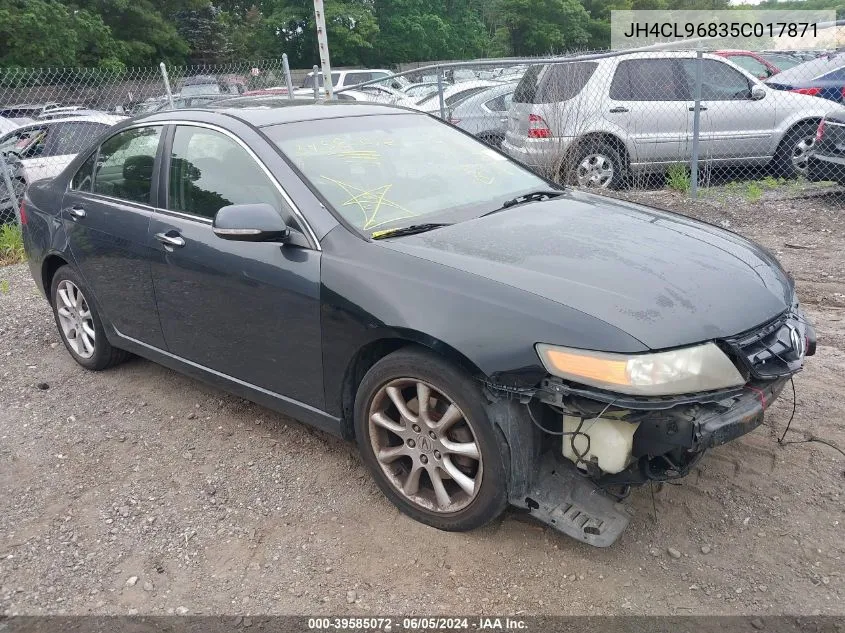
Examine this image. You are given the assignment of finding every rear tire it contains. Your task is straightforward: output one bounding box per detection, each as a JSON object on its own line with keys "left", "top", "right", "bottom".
{"left": 354, "top": 348, "right": 508, "bottom": 532}
{"left": 50, "top": 265, "right": 129, "bottom": 371}
{"left": 566, "top": 140, "right": 627, "bottom": 189}
{"left": 773, "top": 122, "right": 816, "bottom": 178}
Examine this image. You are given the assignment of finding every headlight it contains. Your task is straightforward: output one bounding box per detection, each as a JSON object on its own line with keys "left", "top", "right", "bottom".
{"left": 535, "top": 342, "right": 745, "bottom": 396}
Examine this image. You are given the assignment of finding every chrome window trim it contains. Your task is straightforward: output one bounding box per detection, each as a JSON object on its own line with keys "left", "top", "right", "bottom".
{"left": 106, "top": 119, "right": 322, "bottom": 251}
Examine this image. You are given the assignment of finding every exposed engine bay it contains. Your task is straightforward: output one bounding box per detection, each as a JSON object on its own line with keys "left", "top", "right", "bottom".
{"left": 484, "top": 309, "right": 816, "bottom": 547}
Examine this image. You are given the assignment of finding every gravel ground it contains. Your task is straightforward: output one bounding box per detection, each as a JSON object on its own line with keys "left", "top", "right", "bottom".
{"left": 1, "top": 189, "right": 843, "bottom": 617}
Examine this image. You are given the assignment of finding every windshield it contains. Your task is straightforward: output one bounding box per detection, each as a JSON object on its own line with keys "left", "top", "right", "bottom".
{"left": 266, "top": 114, "right": 548, "bottom": 234}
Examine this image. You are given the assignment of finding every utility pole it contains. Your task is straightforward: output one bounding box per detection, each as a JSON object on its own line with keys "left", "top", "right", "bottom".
{"left": 313, "top": 0, "right": 334, "bottom": 100}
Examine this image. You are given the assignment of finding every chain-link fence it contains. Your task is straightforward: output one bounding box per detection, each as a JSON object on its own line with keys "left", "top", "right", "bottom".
{"left": 342, "top": 49, "right": 845, "bottom": 206}
{"left": 2, "top": 50, "right": 844, "bottom": 226}
{"left": 0, "top": 59, "right": 295, "bottom": 224}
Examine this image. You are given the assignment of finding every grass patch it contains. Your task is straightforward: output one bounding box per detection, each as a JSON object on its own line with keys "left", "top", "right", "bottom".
{"left": 0, "top": 223, "right": 25, "bottom": 266}
{"left": 745, "top": 182, "right": 763, "bottom": 202}
{"left": 666, "top": 164, "right": 691, "bottom": 193}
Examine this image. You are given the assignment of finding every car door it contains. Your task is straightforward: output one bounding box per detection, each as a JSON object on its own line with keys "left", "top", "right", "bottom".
{"left": 606, "top": 58, "right": 692, "bottom": 165}
{"left": 62, "top": 124, "right": 167, "bottom": 348}
{"left": 148, "top": 123, "right": 324, "bottom": 409}
{"left": 679, "top": 58, "right": 776, "bottom": 161}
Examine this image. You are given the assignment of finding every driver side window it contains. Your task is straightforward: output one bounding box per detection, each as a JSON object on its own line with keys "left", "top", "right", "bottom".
{"left": 680, "top": 59, "right": 752, "bottom": 101}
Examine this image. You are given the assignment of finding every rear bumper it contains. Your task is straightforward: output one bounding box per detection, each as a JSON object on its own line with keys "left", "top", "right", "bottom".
{"left": 501, "top": 137, "right": 574, "bottom": 175}
{"left": 808, "top": 153, "right": 845, "bottom": 184}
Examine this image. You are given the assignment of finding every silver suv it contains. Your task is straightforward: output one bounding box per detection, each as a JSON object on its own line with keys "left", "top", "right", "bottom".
{"left": 502, "top": 51, "right": 845, "bottom": 188}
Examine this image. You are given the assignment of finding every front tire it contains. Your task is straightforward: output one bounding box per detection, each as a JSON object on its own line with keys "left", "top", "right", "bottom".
{"left": 354, "top": 348, "right": 508, "bottom": 532}
{"left": 50, "top": 265, "right": 129, "bottom": 371}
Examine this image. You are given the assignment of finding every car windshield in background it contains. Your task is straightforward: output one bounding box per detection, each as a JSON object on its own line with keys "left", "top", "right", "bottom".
{"left": 266, "top": 114, "right": 548, "bottom": 234}
{"left": 302, "top": 72, "right": 342, "bottom": 88}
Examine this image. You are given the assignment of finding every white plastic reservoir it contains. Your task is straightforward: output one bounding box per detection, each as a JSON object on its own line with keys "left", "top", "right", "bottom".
{"left": 562, "top": 415, "right": 640, "bottom": 474}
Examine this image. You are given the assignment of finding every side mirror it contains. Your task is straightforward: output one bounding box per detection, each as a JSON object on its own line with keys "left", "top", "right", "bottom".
{"left": 212, "top": 203, "right": 290, "bottom": 243}
{"left": 751, "top": 85, "right": 766, "bottom": 101}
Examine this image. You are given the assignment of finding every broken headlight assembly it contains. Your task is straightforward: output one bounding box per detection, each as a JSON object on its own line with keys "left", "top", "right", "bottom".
{"left": 534, "top": 342, "right": 746, "bottom": 397}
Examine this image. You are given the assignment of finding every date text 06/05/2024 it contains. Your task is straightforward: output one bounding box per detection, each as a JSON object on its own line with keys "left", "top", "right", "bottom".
{"left": 621, "top": 21, "right": 818, "bottom": 39}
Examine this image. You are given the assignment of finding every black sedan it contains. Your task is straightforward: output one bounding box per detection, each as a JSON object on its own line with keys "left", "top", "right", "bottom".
{"left": 21, "top": 103, "right": 815, "bottom": 547}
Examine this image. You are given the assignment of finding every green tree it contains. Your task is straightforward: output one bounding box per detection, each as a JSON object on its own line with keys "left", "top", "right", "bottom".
{"left": 0, "top": 0, "right": 123, "bottom": 67}
{"left": 494, "top": 0, "right": 592, "bottom": 56}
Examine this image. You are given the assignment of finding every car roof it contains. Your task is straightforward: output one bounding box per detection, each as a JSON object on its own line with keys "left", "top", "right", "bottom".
{"left": 765, "top": 52, "right": 845, "bottom": 83}
{"left": 135, "top": 101, "right": 420, "bottom": 128}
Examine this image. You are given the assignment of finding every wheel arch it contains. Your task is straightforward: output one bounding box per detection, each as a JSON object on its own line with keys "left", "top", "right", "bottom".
{"left": 41, "top": 253, "right": 70, "bottom": 301}
{"left": 777, "top": 117, "right": 822, "bottom": 147}
{"left": 338, "top": 331, "right": 486, "bottom": 440}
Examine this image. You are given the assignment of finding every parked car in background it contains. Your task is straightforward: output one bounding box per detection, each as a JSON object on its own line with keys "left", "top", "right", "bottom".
{"left": 765, "top": 53, "right": 845, "bottom": 103}
{"left": 301, "top": 69, "right": 408, "bottom": 91}
{"left": 758, "top": 52, "right": 804, "bottom": 72}
{"left": 715, "top": 50, "right": 780, "bottom": 79}
{"left": 416, "top": 80, "right": 502, "bottom": 113}
{"left": 21, "top": 102, "right": 814, "bottom": 547}
{"left": 808, "top": 115, "right": 845, "bottom": 184}
{"left": 402, "top": 82, "right": 440, "bottom": 100}
{"left": 502, "top": 52, "right": 845, "bottom": 188}
{"left": 179, "top": 74, "right": 246, "bottom": 97}
{"left": 151, "top": 94, "right": 230, "bottom": 112}
{"left": 0, "top": 114, "right": 124, "bottom": 187}
{"left": 0, "top": 103, "right": 62, "bottom": 119}
{"left": 448, "top": 82, "right": 518, "bottom": 147}
{"left": 37, "top": 109, "right": 113, "bottom": 121}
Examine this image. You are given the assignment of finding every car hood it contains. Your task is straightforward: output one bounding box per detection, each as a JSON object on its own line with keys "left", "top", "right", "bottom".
{"left": 376, "top": 191, "right": 793, "bottom": 350}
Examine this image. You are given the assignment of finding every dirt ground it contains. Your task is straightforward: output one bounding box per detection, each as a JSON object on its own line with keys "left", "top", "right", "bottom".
{"left": 0, "top": 186, "right": 843, "bottom": 618}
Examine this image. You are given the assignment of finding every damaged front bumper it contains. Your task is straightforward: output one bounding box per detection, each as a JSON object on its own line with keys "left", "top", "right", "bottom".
{"left": 485, "top": 309, "right": 815, "bottom": 547}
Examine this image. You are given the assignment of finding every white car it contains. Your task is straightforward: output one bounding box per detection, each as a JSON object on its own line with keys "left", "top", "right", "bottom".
{"left": 416, "top": 80, "right": 503, "bottom": 113}
{"left": 0, "top": 114, "right": 125, "bottom": 185}
{"left": 301, "top": 69, "right": 409, "bottom": 91}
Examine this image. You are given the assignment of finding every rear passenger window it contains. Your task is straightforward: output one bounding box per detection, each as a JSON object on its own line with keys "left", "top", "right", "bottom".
{"left": 92, "top": 126, "right": 162, "bottom": 204}
{"left": 168, "top": 126, "right": 291, "bottom": 223}
{"left": 486, "top": 92, "right": 514, "bottom": 112}
{"left": 610, "top": 59, "right": 684, "bottom": 101}
{"left": 71, "top": 151, "right": 97, "bottom": 191}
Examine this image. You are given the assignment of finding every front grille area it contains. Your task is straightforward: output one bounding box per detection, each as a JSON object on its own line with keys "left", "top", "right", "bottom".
{"left": 724, "top": 309, "right": 808, "bottom": 379}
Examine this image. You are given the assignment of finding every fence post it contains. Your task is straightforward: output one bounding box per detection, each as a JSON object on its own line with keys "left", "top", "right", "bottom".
{"left": 312, "top": 65, "right": 320, "bottom": 100}
{"left": 436, "top": 66, "right": 446, "bottom": 120}
{"left": 159, "top": 62, "right": 175, "bottom": 110}
{"left": 690, "top": 49, "right": 703, "bottom": 199}
{"left": 282, "top": 54, "right": 295, "bottom": 101}
{"left": 313, "top": 0, "right": 334, "bottom": 100}
{"left": 0, "top": 159, "right": 19, "bottom": 225}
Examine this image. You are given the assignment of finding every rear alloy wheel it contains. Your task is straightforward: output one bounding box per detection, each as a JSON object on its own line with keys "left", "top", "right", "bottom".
{"left": 354, "top": 349, "right": 508, "bottom": 531}
{"left": 567, "top": 141, "right": 626, "bottom": 189}
{"left": 50, "top": 266, "right": 129, "bottom": 371}
{"left": 775, "top": 123, "right": 816, "bottom": 178}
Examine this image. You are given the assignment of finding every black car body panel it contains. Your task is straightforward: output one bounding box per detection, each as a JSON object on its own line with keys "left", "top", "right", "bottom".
{"left": 808, "top": 115, "right": 845, "bottom": 184}
{"left": 20, "top": 103, "right": 814, "bottom": 546}
{"left": 375, "top": 189, "right": 793, "bottom": 351}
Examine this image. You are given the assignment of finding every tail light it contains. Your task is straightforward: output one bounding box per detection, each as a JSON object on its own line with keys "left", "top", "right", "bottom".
{"left": 816, "top": 119, "right": 826, "bottom": 142}
{"left": 791, "top": 87, "right": 821, "bottom": 96}
{"left": 448, "top": 117, "right": 461, "bottom": 125}
{"left": 528, "top": 113, "right": 551, "bottom": 139}
{"left": 19, "top": 199, "right": 27, "bottom": 225}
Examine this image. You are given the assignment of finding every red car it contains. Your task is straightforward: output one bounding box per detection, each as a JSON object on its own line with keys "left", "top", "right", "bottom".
{"left": 715, "top": 50, "right": 781, "bottom": 79}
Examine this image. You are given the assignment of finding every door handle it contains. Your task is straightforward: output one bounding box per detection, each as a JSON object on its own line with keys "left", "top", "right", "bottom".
{"left": 154, "top": 232, "right": 185, "bottom": 248}
{"left": 609, "top": 107, "right": 629, "bottom": 113}
{"left": 69, "top": 205, "right": 86, "bottom": 219}
{"left": 689, "top": 105, "right": 708, "bottom": 111}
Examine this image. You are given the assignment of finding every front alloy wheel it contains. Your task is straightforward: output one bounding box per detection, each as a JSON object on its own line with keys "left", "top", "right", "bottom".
{"left": 368, "top": 378, "right": 483, "bottom": 513}
{"left": 354, "top": 349, "right": 508, "bottom": 532}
